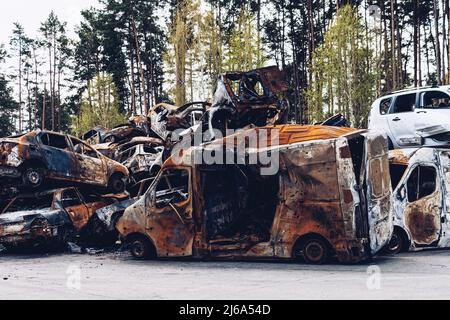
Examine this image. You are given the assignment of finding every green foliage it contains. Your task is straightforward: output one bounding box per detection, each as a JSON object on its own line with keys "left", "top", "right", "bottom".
{"left": 306, "top": 5, "right": 378, "bottom": 128}
{"left": 226, "top": 8, "right": 266, "bottom": 71}
{"left": 71, "top": 73, "right": 126, "bottom": 135}
{"left": 0, "top": 45, "right": 18, "bottom": 137}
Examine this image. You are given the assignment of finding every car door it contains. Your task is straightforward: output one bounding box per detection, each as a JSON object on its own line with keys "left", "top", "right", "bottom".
{"left": 146, "top": 168, "right": 195, "bottom": 257}
{"left": 416, "top": 90, "right": 450, "bottom": 135}
{"left": 438, "top": 150, "right": 450, "bottom": 247}
{"left": 38, "top": 132, "right": 78, "bottom": 179}
{"left": 387, "top": 93, "right": 420, "bottom": 146}
{"left": 397, "top": 164, "right": 442, "bottom": 247}
{"left": 70, "top": 137, "right": 107, "bottom": 185}
{"left": 60, "top": 189, "right": 90, "bottom": 232}
{"left": 363, "top": 132, "right": 394, "bottom": 254}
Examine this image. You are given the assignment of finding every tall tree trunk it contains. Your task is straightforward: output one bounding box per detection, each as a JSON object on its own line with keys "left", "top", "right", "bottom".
{"left": 390, "top": 0, "right": 397, "bottom": 89}
{"left": 434, "top": 0, "right": 442, "bottom": 85}
{"left": 33, "top": 45, "right": 39, "bottom": 129}
{"left": 307, "top": 0, "right": 315, "bottom": 85}
{"left": 395, "top": 0, "right": 403, "bottom": 87}
{"left": 42, "top": 82, "right": 46, "bottom": 130}
{"left": 18, "top": 37, "right": 22, "bottom": 133}
{"left": 413, "top": 0, "right": 418, "bottom": 86}
{"left": 131, "top": 16, "right": 148, "bottom": 114}
{"left": 447, "top": 0, "right": 450, "bottom": 83}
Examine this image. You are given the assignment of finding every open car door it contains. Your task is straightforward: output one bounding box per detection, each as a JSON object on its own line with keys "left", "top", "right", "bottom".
{"left": 363, "top": 132, "right": 394, "bottom": 254}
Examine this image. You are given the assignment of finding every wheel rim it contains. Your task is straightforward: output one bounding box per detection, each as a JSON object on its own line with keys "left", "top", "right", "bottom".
{"left": 26, "top": 170, "right": 42, "bottom": 185}
{"left": 112, "top": 178, "right": 124, "bottom": 192}
{"left": 305, "top": 241, "right": 325, "bottom": 263}
{"left": 132, "top": 241, "right": 144, "bottom": 258}
{"left": 388, "top": 232, "right": 402, "bottom": 253}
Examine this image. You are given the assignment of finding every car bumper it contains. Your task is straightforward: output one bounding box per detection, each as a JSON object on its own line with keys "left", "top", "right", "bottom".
{"left": 0, "top": 166, "right": 21, "bottom": 179}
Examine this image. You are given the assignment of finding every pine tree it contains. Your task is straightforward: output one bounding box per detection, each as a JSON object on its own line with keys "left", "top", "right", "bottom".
{"left": 72, "top": 73, "right": 126, "bottom": 135}
{"left": 0, "top": 45, "right": 19, "bottom": 137}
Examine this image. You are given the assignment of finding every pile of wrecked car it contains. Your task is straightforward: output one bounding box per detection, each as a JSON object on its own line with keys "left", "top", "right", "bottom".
{"left": 1, "top": 67, "right": 450, "bottom": 265}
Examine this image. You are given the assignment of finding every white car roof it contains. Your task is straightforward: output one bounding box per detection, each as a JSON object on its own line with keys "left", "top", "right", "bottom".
{"left": 379, "top": 85, "right": 450, "bottom": 100}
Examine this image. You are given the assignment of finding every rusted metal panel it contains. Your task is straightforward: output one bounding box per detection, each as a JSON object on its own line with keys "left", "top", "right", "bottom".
{"left": 363, "top": 131, "right": 393, "bottom": 254}
{"left": 404, "top": 191, "right": 441, "bottom": 245}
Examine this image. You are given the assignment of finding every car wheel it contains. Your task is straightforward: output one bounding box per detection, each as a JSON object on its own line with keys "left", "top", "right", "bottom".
{"left": 105, "top": 136, "right": 116, "bottom": 143}
{"left": 384, "top": 229, "right": 406, "bottom": 255}
{"left": 300, "top": 238, "right": 330, "bottom": 265}
{"left": 22, "top": 167, "right": 45, "bottom": 188}
{"left": 108, "top": 174, "right": 126, "bottom": 193}
{"left": 387, "top": 137, "right": 394, "bottom": 150}
{"left": 130, "top": 236, "right": 155, "bottom": 260}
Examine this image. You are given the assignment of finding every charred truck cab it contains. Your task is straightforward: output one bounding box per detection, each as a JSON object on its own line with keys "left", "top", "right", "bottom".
{"left": 386, "top": 148, "right": 450, "bottom": 253}
{"left": 117, "top": 125, "right": 393, "bottom": 264}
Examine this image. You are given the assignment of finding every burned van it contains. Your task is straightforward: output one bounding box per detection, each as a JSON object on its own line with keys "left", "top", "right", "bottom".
{"left": 385, "top": 148, "right": 450, "bottom": 253}
{"left": 116, "top": 125, "right": 393, "bottom": 264}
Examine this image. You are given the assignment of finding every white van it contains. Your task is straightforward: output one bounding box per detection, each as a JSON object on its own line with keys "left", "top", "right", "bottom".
{"left": 386, "top": 148, "right": 450, "bottom": 253}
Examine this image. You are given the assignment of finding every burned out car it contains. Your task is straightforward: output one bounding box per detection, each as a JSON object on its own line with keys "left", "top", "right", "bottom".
{"left": 81, "top": 126, "right": 108, "bottom": 145}
{"left": 149, "top": 102, "right": 210, "bottom": 140}
{"left": 93, "top": 137, "right": 165, "bottom": 183}
{"left": 115, "top": 137, "right": 164, "bottom": 182}
{"left": 82, "top": 116, "right": 156, "bottom": 145}
{"left": 86, "top": 178, "right": 155, "bottom": 245}
{"left": 117, "top": 125, "right": 394, "bottom": 264}
{"left": 0, "top": 188, "right": 124, "bottom": 250}
{"left": 0, "top": 130, "right": 129, "bottom": 193}
{"left": 208, "top": 66, "right": 289, "bottom": 134}
{"left": 385, "top": 148, "right": 450, "bottom": 253}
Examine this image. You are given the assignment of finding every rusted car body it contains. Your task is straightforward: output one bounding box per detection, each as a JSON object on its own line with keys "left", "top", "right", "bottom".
{"left": 93, "top": 137, "right": 164, "bottom": 183}
{"left": 385, "top": 148, "right": 450, "bottom": 253}
{"left": 0, "top": 188, "right": 121, "bottom": 250}
{"left": 82, "top": 116, "right": 156, "bottom": 145}
{"left": 115, "top": 137, "right": 164, "bottom": 181}
{"left": 117, "top": 125, "right": 393, "bottom": 264}
{"left": 149, "top": 102, "right": 210, "bottom": 140}
{"left": 0, "top": 130, "right": 129, "bottom": 192}
{"left": 208, "top": 66, "right": 289, "bottom": 134}
{"left": 81, "top": 126, "right": 108, "bottom": 145}
{"left": 87, "top": 178, "right": 155, "bottom": 244}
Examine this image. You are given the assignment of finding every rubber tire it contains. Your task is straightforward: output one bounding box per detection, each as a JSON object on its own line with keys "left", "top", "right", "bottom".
{"left": 301, "top": 238, "right": 330, "bottom": 265}
{"left": 22, "top": 167, "right": 45, "bottom": 188}
{"left": 108, "top": 174, "right": 126, "bottom": 193}
{"left": 130, "top": 236, "right": 154, "bottom": 260}
{"left": 384, "top": 229, "right": 406, "bottom": 255}
{"left": 387, "top": 137, "right": 394, "bottom": 150}
{"left": 105, "top": 136, "right": 116, "bottom": 143}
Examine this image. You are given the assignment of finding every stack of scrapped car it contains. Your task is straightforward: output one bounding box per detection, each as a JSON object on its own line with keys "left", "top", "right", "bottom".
{"left": 0, "top": 177, "right": 152, "bottom": 252}
{"left": 93, "top": 137, "right": 165, "bottom": 184}
{"left": 0, "top": 129, "right": 137, "bottom": 253}
{"left": 368, "top": 86, "right": 450, "bottom": 256}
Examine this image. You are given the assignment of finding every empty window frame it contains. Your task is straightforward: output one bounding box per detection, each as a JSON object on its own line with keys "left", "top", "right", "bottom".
{"left": 406, "top": 166, "right": 437, "bottom": 202}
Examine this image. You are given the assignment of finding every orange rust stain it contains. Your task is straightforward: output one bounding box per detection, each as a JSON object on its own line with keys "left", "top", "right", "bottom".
{"left": 389, "top": 149, "right": 410, "bottom": 165}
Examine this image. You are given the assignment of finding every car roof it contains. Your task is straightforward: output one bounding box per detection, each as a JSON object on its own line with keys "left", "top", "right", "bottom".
{"left": 14, "top": 188, "right": 69, "bottom": 199}
{"left": 381, "top": 85, "right": 450, "bottom": 99}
